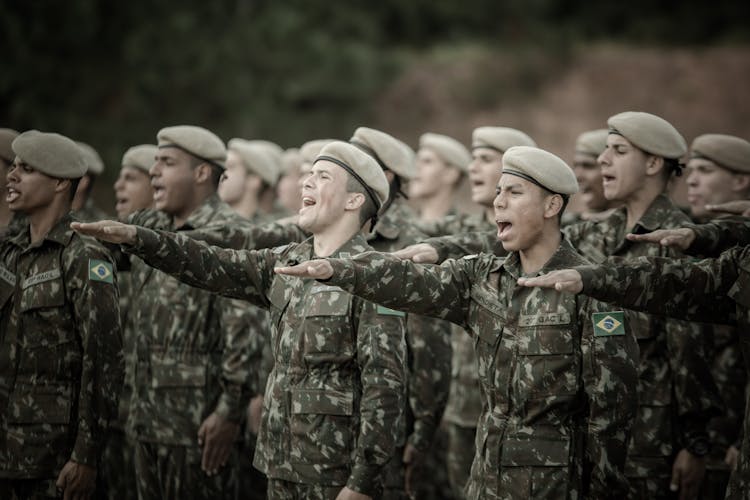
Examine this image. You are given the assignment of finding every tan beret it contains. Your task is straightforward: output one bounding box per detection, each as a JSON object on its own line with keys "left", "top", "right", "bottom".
{"left": 12, "top": 130, "right": 86, "bottom": 179}
{"left": 419, "top": 133, "right": 471, "bottom": 172}
{"left": 690, "top": 134, "right": 750, "bottom": 174}
{"left": 281, "top": 148, "right": 302, "bottom": 175}
{"left": 315, "top": 140, "right": 390, "bottom": 210}
{"left": 0, "top": 128, "right": 20, "bottom": 164}
{"left": 607, "top": 111, "right": 687, "bottom": 159}
{"left": 575, "top": 129, "right": 609, "bottom": 156}
{"left": 228, "top": 138, "right": 279, "bottom": 186}
{"left": 350, "top": 127, "right": 416, "bottom": 180}
{"left": 472, "top": 127, "right": 536, "bottom": 153}
{"left": 157, "top": 125, "right": 227, "bottom": 169}
{"left": 502, "top": 146, "right": 578, "bottom": 195}
{"left": 122, "top": 144, "right": 158, "bottom": 173}
{"left": 300, "top": 139, "right": 334, "bottom": 164}
{"left": 245, "top": 140, "right": 284, "bottom": 169}
{"left": 76, "top": 141, "right": 104, "bottom": 175}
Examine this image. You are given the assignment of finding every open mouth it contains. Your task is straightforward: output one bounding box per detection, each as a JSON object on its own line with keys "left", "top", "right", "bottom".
{"left": 300, "top": 196, "right": 317, "bottom": 212}
{"left": 601, "top": 174, "right": 616, "bottom": 185}
{"left": 6, "top": 187, "right": 19, "bottom": 204}
{"left": 496, "top": 220, "right": 513, "bottom": 239}
{"left": 152, "top": 185, "right": 165, "bottom": 201}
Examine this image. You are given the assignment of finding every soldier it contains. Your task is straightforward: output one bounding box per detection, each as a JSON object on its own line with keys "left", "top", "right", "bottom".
{"left": 350, "top": 126, "right": 452, "bottom": 500}
{"left": 73, "top": 141, "right": 407, "bottom": 500}
{"left": 113, "top": 126, "right": 258, "bottom": 500}
{"left": 219, "top": 138, "right": 280, "bottom": 222}
{"left": 244, "top": 139, "right": 289, "bottom": 220}
{"left": 0, "top": 128, "right": 20, "bottom": 231}
{"left": 0, "top": 130, "right": 123, "bottom": 499}
{"left": 276, "top": 145, "right": 640, "bottom": 499}
{"left": 98, "top": 144, "right": 157, "bottom": 500}
{"left": 276, "top": 148, "right": 303, "bottom": 214}
{"left": 571, "top": 128, "right": 618, "bottom": 220}
{"left": 73, "top": 141, "right": 110, "bottom": 221}
{"left": 409, "top": 132, "right": 471, "bottom": 223}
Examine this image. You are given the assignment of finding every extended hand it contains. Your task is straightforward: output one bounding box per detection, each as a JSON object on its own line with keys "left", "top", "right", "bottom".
{"left": 274, "top": 259, "right": 333, "bottom": 280}
{"left": 55, "top": 460, "right": 96, "bottom": 500}
{"left": 197, "top": 412, "right": 240, "bottom": 476}
{"left": 625, "top": 228, "right": 695, "bottom": 251}
{"left": 706, "top": 200, "right": 750, "bottom": 217}
{"left": 335, "top": 486, "right": 372, "bottom": 500}
{"left": 392, "top": 243, "right": 439, "bottom": 264}
{"left": 71, "top": 220, "right": 138, "bottom": 245}
{"left": 670, "top": 448, "right": 705, "bottom": 500}
{"left": 517, "top": 269, "right": 583, "bottom": 294}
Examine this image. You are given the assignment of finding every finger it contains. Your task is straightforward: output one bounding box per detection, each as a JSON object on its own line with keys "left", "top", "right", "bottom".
{"left": 626, "top": 233, "right": 661, "bottom": 243}
{"left": 197, "top": 421, "right": 207, "bottom": 446}
{"left": 392, "top": 248, "right": 418, "bottom": 260}
{"left": 670, "top": 465, "right": 681, "bottom": 493}
{"left": 412, "top": 251, "right": 437, "bottom": 264}
{"left": 201, "top": 441, "right": 212, "bottom": 473}
{"left": 273, "top": 265, "right": 304, "bottom": 276}
{"left": 56, "top": 468, "right": 67, "bottom": 489}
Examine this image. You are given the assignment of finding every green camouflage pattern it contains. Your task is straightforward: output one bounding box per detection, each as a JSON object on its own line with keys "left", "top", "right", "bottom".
{"left": 321, "top": 238, "right": 640, "bottom": 499}
{"left": 125, "top": 228, "right": 407, "bottom": 497}
{"left": 0, "top": 213, "right": 124, "bottom": 479}
{"left": 73, "top": 198, "right": 110, "bottom": 222}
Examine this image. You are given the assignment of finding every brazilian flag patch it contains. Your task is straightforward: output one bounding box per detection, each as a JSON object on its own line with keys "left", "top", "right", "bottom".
{"left": 89, "top": 259, "right": 114, "bottom": 284}
{"left": 592, "top": 311, "right": 625, "bottom": 337}
{"left": 377, "top": 305, "right": 405, "bottom": 318}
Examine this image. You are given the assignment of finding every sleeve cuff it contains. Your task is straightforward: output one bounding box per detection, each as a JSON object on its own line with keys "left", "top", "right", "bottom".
{"left": 346, "top": 462, "right": 381, "bottom": 497}
{"left": 408, "top": 420, "right": 437, "bottom": 452}
{"left": 71, "top": 434, "right": 99, "bottom": 467}
{"left": 214, "top": 391, "right": 246, "bottom": 424}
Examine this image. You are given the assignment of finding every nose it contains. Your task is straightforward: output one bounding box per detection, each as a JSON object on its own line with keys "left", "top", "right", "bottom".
{"left": 597, "top": 148, "right": 611, "bottom": 167}
{"left": 468, "top": 159, "right": 479, "bottom": 174}
{"left": 686, "top": 169, "right": 698, "bottom": 187}
{"left": 493, "top": 191, "right": 505, "bottom": 210}
{"left": 149, "top": 161, "right": 161, "bottom": 178}
{"left": 6, "top": 165, "right": 18, "bottom": 183}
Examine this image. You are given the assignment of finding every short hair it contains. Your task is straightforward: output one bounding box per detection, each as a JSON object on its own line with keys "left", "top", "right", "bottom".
{"left": 68, "top": 177, "right": 81, "bottom": 202}
{"left": 189, "top": 155, "right": 223, "bottom": 190}
{"left": 346, "top": 173, "right": 378, "bottom": 227}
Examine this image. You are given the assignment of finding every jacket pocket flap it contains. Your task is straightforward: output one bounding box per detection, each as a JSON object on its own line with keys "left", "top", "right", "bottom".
{"left": 8, "top": 385, "right": 72, "bottom": 424}
{"left": 501, "top": 434, "right": 570, "bottom": 466}
{"left": 151, "top": 357, "right": 206, "bottom": 388}
{"left": 291, "top": 388, "right": 354, "bottom": 416}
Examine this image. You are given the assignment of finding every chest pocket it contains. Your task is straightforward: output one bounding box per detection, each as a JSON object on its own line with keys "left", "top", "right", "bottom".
{"left": 20, "top": 276, "right": 73, "bottom": 345}
{"left": 468, "top": 285, "right": 505, "bottom": 395}
{"left": 302, "top": 286, "right": 354, "bottom": 364}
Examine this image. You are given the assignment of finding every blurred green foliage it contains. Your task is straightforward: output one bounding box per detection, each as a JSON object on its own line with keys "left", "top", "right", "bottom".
{"left": 1, "top": 0, "right": 748, "bottom": 185}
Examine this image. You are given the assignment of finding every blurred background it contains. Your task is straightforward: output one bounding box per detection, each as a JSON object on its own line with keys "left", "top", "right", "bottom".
{"left": 2, "top": 0, "right": 750, "bottom": 213}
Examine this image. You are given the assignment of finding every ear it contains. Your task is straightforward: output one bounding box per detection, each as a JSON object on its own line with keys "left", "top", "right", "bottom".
{"left": 345, "top": 192, "right": 366, "bottom": 212}
{"left": 731, "top": 173, "right": 750, "bottom": 194}
{"left": 543, "top": 193, "right": 564, "bottom": 219}
{"left": 193, "top": 162, "right": 212, "bottom": 185}
{"left": 77, "top": 174, "right": 91, "bottom": 193}
{"left": 443, "top": 166, "right": 462, "bottom": 187}
{"left": 54, "top": 178, "right": 72, "bottom": 194}
{"left": 645, "top": 155, "right": 665, "bottom": 176}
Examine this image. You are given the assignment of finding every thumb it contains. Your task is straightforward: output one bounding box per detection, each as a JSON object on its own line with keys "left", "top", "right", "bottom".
{"left": 670, "top": 462, "right": 681, "bottom": 492}
{"left": 55, "top": 464, "right": 68, "bottom": 489}
{"left": 197, "top": 420, "right": 207, "bottom": 445}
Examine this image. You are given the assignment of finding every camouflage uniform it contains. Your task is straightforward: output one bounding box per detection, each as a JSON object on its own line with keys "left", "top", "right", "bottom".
{"left": 123, "top": 228, "right": 407, "bottom": 498}
{"left": 563, "top": 194, "right": 723, "bottom": 498}
{"left": 368, "top": 198, "right": 453, "bottom": 500}
{"left": 74, "top": 198, "right": 109, "bottom": 222}
{"left": 571, "top": 243, "right": 750, "bottom": 500}
{"left": 125, "top": 196, "right": 260, "bottom": 500}
{"left": 320, "top": 239, "right": 640, "bottom": 499}
{"left": 0, "top": 213, "right": 123, "bottom": 497}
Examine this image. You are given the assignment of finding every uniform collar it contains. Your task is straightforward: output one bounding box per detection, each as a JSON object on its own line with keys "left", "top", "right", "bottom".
{"left": 371, "top": 198, "right": 414, "bottom": 241}
{"left": 502, "top": 236, "right": 586, "bottom": 279}
{"left": 176, "top": 194, "right": 224, "bottom": 230}
{"left": 11, "top": 212, "right": 75, "bottom": 250}
{"left": 285, "top": 232, "right": 371, "bottom": 265}
{"left": 633, "top": 194, "right": 675, "bottom": 233}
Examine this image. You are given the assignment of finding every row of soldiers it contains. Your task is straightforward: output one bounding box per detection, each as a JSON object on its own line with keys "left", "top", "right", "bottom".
{"left": 0, "top": 111, "right": 748, "bottom": 500}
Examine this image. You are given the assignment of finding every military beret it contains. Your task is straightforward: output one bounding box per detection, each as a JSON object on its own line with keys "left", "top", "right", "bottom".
{"left": 575, "top": 129, "right": 609, "bottom": 157}
{"left": 281, "top": 148, "right": 303, "bottom": 175}
{"left": 121, "top": 144, "right": 158, "bottom": 173}
{"left": 157, "top": 125, "right": 227, "bottom": 169}
{"left": 350, "top": 127, "right": 416, "bottom": 180}
{"left": 76, "top": 141, "right": 104, "bottom": 176}
{"left": 690, "top": 134, "right": 750, "bottom": 174}
{"left": 300, "top": 139, "right": 334, "bottom": 164}
{"left": 0, "top": 128, "right": 20, "bottom": 164}
{"left": 245, "top": 140, "right": 284, "bottom": 170}
{"left": 228, "top": 138, "right": 280, "bottom": 186}
{"left": 472, "top": 127, "right": 537, "bottom": 153}
{"left": 419, "top": 132, "right": 471, "bottom": 173}
{"left": 607, "top": 111, "right": 687, "bottom": 159}
{"left": 502, "top": 146, "right": 578, "bottom": 196}
{"left": 12, "top": 130, "right": 86, "bottom": 179}
{"left": 315, "top": 141, "right": 390, "bottom": 211}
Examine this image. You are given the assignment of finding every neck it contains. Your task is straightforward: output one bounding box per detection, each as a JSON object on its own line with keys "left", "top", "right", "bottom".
{"left": 519, "top": 228, "right": 561, "bottom": 275}
{"left": 258, "top": 189, "right": 275, "bottom": 214}
{"left": 312, "top": 218, "right": 361, "bottom": 257}
{"left": 231, "top": 193, "right": 259, "bottom": 220}
{"left": 28, "top": 202, "right": 69, "bottom": 244}
{"left": 417, "top": 189, "right": 454, "bottom": 222}
{"left": 624, "top": 182, "right": 664, "bottom": 231}
{"left": 173, "top": 190, "right": 212, "bottom": 229}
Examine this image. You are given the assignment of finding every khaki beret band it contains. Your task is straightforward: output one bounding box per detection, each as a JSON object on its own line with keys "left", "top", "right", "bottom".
{"left": 689, "top": 151, "right": 738, "bottom": 172}
{"left": 503, "top": 168, "right": 569, "bottom": 197}
{"left": 472, "top": 145, "right": 505, "bottom": 154}
{"left": 315, "top": 155, "right": 381, "bottom": 215}
{"left": 350, "top": 140, "right": 389, "bottom": 172}
{"left": 159, "top": 143, "right": 225, "bottom": 170}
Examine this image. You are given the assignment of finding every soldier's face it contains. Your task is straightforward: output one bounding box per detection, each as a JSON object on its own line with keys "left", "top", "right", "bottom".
{"left": 276, "top": 170, "right": 301, "bottom": 213}
{"left": 218, "top": 151, "right": 249, "bottom": 205}
{"left": 573, "top": 152, "right": 609, "bottom": 212}
{"left": 6, "top": 160, "right": 66, "bottom": 213}
{"left": 598, "top": 135, "right": 650, "bottom": 202}
{"left": 114, "top": 165, "right": 153, "bottom": 220}
{"left": 298, "top": 161, "right": 350, "bottom": 233}
{"left": 149, "top": 147, "right": 199, "bottom": 216}
{"left": 410, "top": 147, "right": 458, "bottom": 200}
{"left": 469, "top": 147, "right": 503, "bottom": 207}
{"left": 493, "top": 175, "right": 549, "bottom": 252}
{"left": 685, "top": 158, "right": 745, "bottom": 220}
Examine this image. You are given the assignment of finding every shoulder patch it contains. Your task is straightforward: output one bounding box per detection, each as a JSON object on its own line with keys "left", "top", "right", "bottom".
{"left": 462, "top": 254, "right": 479, "bottom": 260}
{"left": 22, "top": 268, "right": 61, "bottom": 289}
{"left": 377, "top": 304, "right": 405, "bottom": 318}
{"left": 592, "top": 311, "right": 625, "bottom": 337}
{"left": 89, "top": 259, "right": 114, "bottom": 284}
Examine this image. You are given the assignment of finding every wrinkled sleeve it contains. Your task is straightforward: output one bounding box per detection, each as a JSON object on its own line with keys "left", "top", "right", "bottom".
{"left": 188, "top": 221, "right": 309, "bottom": 251}
{"left": 425, "top": 231, "right": 496, "bottom": 263}
{"left": 581, "top": 297, "right": 639, "bottom": 497}
{"left": 125, "top": 226, "right": 278, "bottom": 308}
{"left": 687, "top": 219, "right": 750, "bottom": 257}
{"left": 347, "top": 300, "right": 408, "bottom": 495}
{"left": 69, "top": 246, "right": 124, "bottom": 466}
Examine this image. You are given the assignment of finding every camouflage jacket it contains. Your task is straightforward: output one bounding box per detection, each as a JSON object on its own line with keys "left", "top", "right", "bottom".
{"left": 368, "top": 198, "right": 452, "bottom": 451}
{"left": 322, "top": 239, "right": 639, "bottom": 499}
{"left": 124, "top": 229, "right": 407, "bottom": 496}
{"left": 574, "top": 245, "right": 750, "bottom": 497}
{"left": 73, "top": 199, "right": 110, "bottom": 223}
{"left": 416, "top": 211, "right": 490, "bottom": 238}
{"left": 563, "top": 194, "right": 723, "bottom": 474}
{"left": 0, "top": 213, "right": 123, "bottom": 478}
{"left": 125, "top": 196, "right": 260, "bottom": 446}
